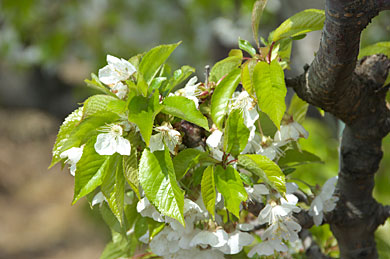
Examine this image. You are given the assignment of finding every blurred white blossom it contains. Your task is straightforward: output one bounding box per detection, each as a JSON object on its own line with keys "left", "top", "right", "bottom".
{"left": 274, "top": 121, "right": 308, "bottom": 143}
{"left": 173, "top": 76, "right": 202, "bottom": 108}
{"left": 98, "top": 54, "right": 136, "bottom": 85}
{"left": 309, "top": 176, "right": 339, "bottom": 226}
{"left": 60, "top": 145, "right": 84, "bottom": 176}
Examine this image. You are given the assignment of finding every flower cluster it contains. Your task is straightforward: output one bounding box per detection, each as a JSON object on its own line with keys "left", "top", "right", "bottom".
{"left": 137, "top": 198, "right": 253, "bottom": 258}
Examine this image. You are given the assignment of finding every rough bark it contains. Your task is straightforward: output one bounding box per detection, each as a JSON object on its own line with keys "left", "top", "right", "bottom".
{"left": 288, "top": 0, "right": 390, "bottom": 258}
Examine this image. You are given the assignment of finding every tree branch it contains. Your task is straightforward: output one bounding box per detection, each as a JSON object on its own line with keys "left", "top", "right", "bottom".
{"left": 376, "top": 0, "right": 390, "bottom": 11}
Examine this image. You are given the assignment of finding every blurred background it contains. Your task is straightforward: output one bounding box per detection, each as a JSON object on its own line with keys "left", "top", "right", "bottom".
{"left": 0, "top": 0, "right": 389, "bottom": 258}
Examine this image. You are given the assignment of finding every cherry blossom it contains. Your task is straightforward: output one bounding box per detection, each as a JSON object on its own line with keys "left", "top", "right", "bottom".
{"left": 149, "top": 123, "right": 182, "bottom": 154}
{"left": 94, "top": 124, "right": 131, "bottom": 156}
{"left": 98, "top": 54, "right": 136, "bottom": 85}
{"left": 60, "top": 145, "right": 84, "bottom": 176}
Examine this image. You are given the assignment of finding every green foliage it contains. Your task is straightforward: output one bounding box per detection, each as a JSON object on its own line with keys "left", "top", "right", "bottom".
{"left": 73, "top": 137, "right": 111, "bottom": 204}
{"left": 271, "top": 9, "right": 325, "bottom": 42}
{"left": 253, "top": 60, "right": 287, "bottom": 129}
{"left": 209, "top": 56, "right": 242, "bottom": 83}
{"left": 288, "top": 93, "right": 309, "bottom": 124}
{"left": 358, "top": 41, "right": 390, "bottom": 59}
{"left": 211, "top": 68, "right": 242, "bottom": 129}
{"left": 162, "top": 96, "right": 209, "bottom": 130}
{"left": 278, "top": 149, "right": 323, "bottom": 168}
{"left": 224, "top": 109, "right": 250, "bottom": 156}
{"left": 238, "top": 154, "right": 286, "bottom": 195}
{"left": 162, "top": 65, "right": 195, "bottom": 95}
{"left": 251, "top": 0, "right": 268, "bottom": 48}
{"left": 138, "top": 42, "right": 181, "bottom": 86}
{"left": 128, "top": 92, "right": 163, "bottom": 146}
{"left": 173, "top": 148, "right": 216, "bottom": 180}
{"left": 201, "top": 165, "right": 216, "bottom": 219}
{"left": 238, "top": 38, "right": 257, "bottom": 57}
{"left": 50, "top": 107, "right": 83, "bottom": 167}
{"left": 214, "top": 165, "right": 247, "bottom": 218}
{"left": 139, "top": 148, "right": 185, "bottom": 225}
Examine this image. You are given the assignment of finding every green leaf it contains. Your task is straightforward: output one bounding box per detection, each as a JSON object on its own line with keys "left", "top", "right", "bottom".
{"left": 272, "top": 9, "right": 325, "bottom": 42}
{"left": 60, "top": 112, "right": 120, "bottom": 157}
{"left": 138, "top": 42, "right": 181, "bottom": 86}
{"left": 210, "top": 56, "right": 242, "bottom": 83}
{"left": 251, "top": 0, "right": 268, "bottom": 48}
{"left": 162, "top": 65, "right": 195, "bottom": 95}
{"left": 214, "top": 165, "right": 247, "bottom": 218}
{"left": 224, "top": 109, "right": 250, "bottom": 157}
{"left": 229, "top": 49, "right": 243, "bottom": 59}
{"left": 288, "top": 93, "right": 309, "bottom": 124}
{"left": 136, "top": 72, "right": 148, "bottom": 97}
{"left": 253, "top": 60, "right": 287, "bottom": 129}
{"left": 139, "top": 148, "right": 185, "bottom": 225}
{"left": 241, "top": 59, "right": 257, "bottom": 96}
{"left": 134, "top": 216, "right": 149, "bottom": 240}
{"left": 150, "top": 77, "right": 167, "bottom": 91}
{"left": 238, "top": 154, "right": 286, "bottom": 195}
{"left": 211, "top": 68, "right": 241, "bottom": 129}
{"left": 238, "top": 38, "right": 257, "bottom": 57}
{"left": 359, "top": 41, "right": 390, "bottom": 59}
{"left": 128, "top": 91, "right": 163, "bottom": 146}
{"left": 278, "top": 149, "right": 323, "bottom": 168}
{"left": 258, "top": 110, "right": 277, "bottom": 137}
{"left": 83, "top": 95, "right": 120, "bottom": 118}
{"left": 101, "top": 154, "right": 125, "bottom": 224}
{"left": 73, "top": 137, "right": 110, "bottom": 204}
{"left": 85, "top": 73, "right": 116, "bottom": 96}
{"left": 201, "top": 165, "right": 216, "bottom": 219}
{"left": 277, "top": 39, "right": 293, "bottom": 66}
{"left": 173, "top": 148, "right": 216, "bottom": 180}
{"left": 162, "top": 95, "right": 209, "bottom": 130}
{"left": 50, "top": 107, "right": 83, "bottom": 168}
{"left": 123, "top": 151, "right": 140, "bottom": 199}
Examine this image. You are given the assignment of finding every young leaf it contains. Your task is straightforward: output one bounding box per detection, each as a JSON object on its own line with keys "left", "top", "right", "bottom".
{"left": 139, "top": 148, "right": 185, "bottom": 225}
{"left": 271, "top": 9, "right": 325, "bottom": 42}
{"left": 224, "top": 109, "right": 250, "bottom": 157}
{"left": 162, "top": 95, "right": 209, "bottom": 130}
{"left": 258, "top": 110, "right": 277, "bottom": 137}
{"left": 50, "top": 107, "right": 83, "bottom": 168}
{"left": 123, "top": 150, "right": 140, "bottom": 199}
{"left": 138, "top": 42, "right": 181, "bottom": 86}
{"left": 209, "top": 56, "right": 242, "bottom": 83}
{"left": 278, "top": 149, "right": 323, "bottom": 168}
{"left": 201, "top": 165, "right": 216, "bottom": 219}
{"left": 73, "top": 137, "right": 110, "bottom": 204}
{"left": 358, "top": 41, "right": 390, "bottom": 59}
{"left": 211, "top": 68, "right": 241, "bottom": 129}
{"left": 84, "top": 73, "right": 116, "bottom": 96}
{"left": 238, "top": 38, "right": 257, "bottom": 57}
{"left": 128, "top": 91, "right": 163, "bottom": 146}
{"left": 229, "top": 49, "right": 243, "bottom": 59}
{"left": 288, "top": 93, "right": 309, "bottom": 124}
{"left": 161, "top": 65, "right": 195, "bottom": 95}
{"left": 83, "top": 95, "right": 120, "bottom": 119}
{"left": 251, "top": 0, "right": 268, "bottom": 48}
{"left": 241, "top": 59, "right": 257, "bottom": 96}
{"left": 214, "top": 165, "right": 248, "bottom": 218}
{"left": 253, "top": 60, "right": 287, "bottom": 129}
{"left": 238, "top": 154, "right": 286, "bottom": 195}
{"left": 173, "top": 148, "right": 216, "bottom": 180}
{"left": 101, "top": 154, "right": 125, "bottom": 224}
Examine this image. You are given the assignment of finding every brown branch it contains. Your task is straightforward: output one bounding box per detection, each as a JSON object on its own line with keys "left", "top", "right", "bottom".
{"left": 285, "top": 1, "right": 390, "bottom": 258}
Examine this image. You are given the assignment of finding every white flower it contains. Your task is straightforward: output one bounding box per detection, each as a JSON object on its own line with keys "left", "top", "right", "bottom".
{"left": 263, "top": 218, "right": 301, "bottom": 243}
{"left": 245, "top": 184, "right": 269, "bottom": 202}
{"left": 91, "top": 192, "right": 107, "bottom": 206}
{"left": 190, "top": 229, "right": 228, "bottom": 248}
{"left": 309, "top": 176, "right": 339, "bottom": 226}
{"left": 217, "top": 230, "right": 254, "bottom": 254}
{"left": 149, "top": 123, "right": 182, "bottom": 154}
{"left": 230, "top": 91, "right": 259, "bottom": 140}
{"left": 111, "top": 81, "right": 128, "bottom": 99}
{"left": 173, "top": 76, "right": 202, "bottom": 108}
{"left": 248, "top": 239, "right": 288, "bottom": 257}
{"left": 242, "top": 134, "right": 285, "bottom": 160}
{"left": 60, "top": 146, "right": 84, "bottom": 176}
{"left": 274, "top": 121, "right": 308, "bottom": 143}
{"left": 136, "top": 197, "right": 165, "bottom": 222}
{"left": 94, "top": 124, "right": 131, "bottom": 156}
{"left": 206, "top": 129, "right": 223, "bottom": 149}
{"left": 98, "top": 54, "right": 136, "bottom": 85}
